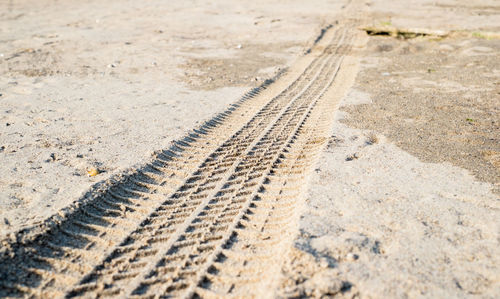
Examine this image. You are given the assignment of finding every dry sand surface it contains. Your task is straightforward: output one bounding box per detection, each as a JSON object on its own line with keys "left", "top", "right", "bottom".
{"left": 0, "top": 0, "right": 341, "bottom": 233}
{"left": 0, "top": 0, "right": 499, "bottom": 298}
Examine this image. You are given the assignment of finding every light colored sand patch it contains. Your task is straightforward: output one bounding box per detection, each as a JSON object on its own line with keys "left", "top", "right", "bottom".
{"left": 0, "top": 74, "right": 246, "bottom": 234}
{"left": 369, "top": 0, "right": 500, "bottom": 32}
{"left": 461, "top": 46, "right": 495, "bottom": 56}
{"left": 283, "top": 102, "right": 500, "bottom": 297}
{"left": 342, "top": 89, "right": 372, "bottom": 106}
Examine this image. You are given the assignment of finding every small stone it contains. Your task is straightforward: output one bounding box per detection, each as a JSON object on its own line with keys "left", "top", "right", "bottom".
{"left": 346, "top": 153, "right": 360, "bottom": 161}
{"left": 87, "top": 168, "right": 99, "bottom": 177}
{"left": 346, "top": 252, "right": 359, "bottom": 261}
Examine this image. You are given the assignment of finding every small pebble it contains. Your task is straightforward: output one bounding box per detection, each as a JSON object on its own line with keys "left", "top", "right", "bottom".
{"left": 346, "top": 153, "right": 360, "bottom": 161}
{"left": 87, "top": 168, "right": 99, "bottom": 177}
{"left": 346, "top": 252, "right": 359, "bottom": 261}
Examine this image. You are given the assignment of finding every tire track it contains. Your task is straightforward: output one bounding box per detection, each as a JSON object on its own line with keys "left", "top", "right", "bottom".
{"left": 0, "top": 19, "right": 361, "bottom": 299}
{"left": 195, "top": 60, "right": 353, "bottom": 298}
{"left": 0, "top": 77, "right": 287, "bottom": 298}
{"left": 160, "top": 33, "right": 355, "bottom": 299}
{"left": 66, "top": 26, "right": 349, "bottom": 299}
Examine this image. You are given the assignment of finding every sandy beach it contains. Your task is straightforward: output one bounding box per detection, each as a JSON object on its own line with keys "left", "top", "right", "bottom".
{"left": 1, "top": 0, "right": 499, "bottom": 298}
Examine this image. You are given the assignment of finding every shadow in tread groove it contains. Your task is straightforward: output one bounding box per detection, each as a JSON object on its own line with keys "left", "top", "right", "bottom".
{"left": 0, "top": 74, "right": 281, "bottom": 299}
{"left": 0, "top": 21, "right": 352, "bottom": 298}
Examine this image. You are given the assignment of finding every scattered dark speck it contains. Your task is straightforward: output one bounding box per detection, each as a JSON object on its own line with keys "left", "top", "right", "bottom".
{"left": 346, "top": 153, "right": 360, "bottom": 161}
{"left": 340, "top": 281, "right": 353, "bottom": 293}
{"left": 372, "top": 241, "right": 382, "bottom": 254}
